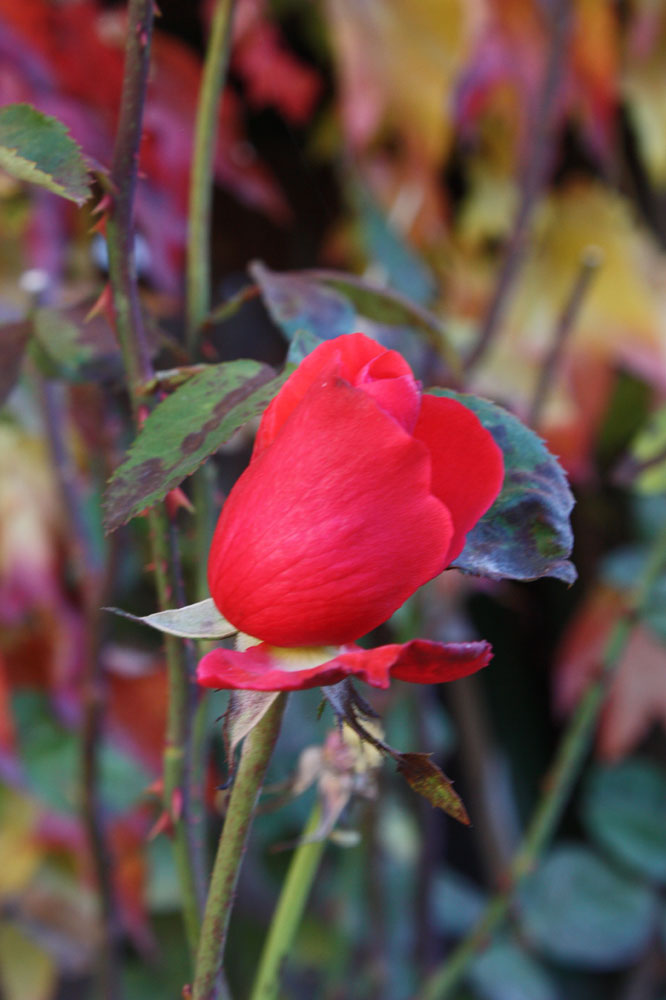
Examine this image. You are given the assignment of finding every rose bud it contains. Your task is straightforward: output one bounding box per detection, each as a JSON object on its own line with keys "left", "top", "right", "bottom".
{"left": 197, "top": 333, "right": 503, "bottom": 691}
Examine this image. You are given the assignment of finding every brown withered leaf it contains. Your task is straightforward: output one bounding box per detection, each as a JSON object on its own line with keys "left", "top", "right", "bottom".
{"left": 223, "top": 690, "right": 280, "bottom": 772}
{"left": 395, "top": 752, "right": 470, "bottom": 825}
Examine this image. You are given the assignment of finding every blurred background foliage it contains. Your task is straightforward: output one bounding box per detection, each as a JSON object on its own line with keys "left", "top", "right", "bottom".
{"left": 2, "top": 0, "right": 666, "bottom": 998}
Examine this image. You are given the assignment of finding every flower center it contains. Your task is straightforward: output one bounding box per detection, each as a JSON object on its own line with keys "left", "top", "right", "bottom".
{"left": 235, "top": 632, "right": 338, "bottom": 672}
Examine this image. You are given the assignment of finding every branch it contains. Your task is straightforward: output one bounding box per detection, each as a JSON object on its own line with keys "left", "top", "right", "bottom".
{"left": 104, "top": 0, "right": 206, "bottom": 963}
{"left": 186, "top": 0, "right": 237, "bottom": 348}
{"left": 465, "top": 0, "right": 570, "bottom": 372}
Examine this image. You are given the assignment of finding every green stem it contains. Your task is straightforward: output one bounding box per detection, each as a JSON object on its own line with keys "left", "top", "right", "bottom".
{"left": 150, "top": 512, "right": 206, "bottom": 957}
{"left": 186, "top": 0, "right": 237, "bottom": 347}
{"left": 250, "top": 804, "right": 326, "bottom": 1000}
{"left": 418, "top": 521, "right": 666, "bottom": 1000}
{"left": 192, "top": 694, "right": 287, "bottom": 999}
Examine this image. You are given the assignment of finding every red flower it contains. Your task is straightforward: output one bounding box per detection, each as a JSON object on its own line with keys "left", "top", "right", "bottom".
{"left": 197, "top": 333, "right": 503, "bottom": 691}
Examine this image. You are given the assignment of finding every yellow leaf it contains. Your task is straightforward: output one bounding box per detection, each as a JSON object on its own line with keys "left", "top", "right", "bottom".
{"left": 326, "top": 0, "right": 479, "bottom": 163}
{"left": 0, "top": 922, "right": 57, "bottom": 1000}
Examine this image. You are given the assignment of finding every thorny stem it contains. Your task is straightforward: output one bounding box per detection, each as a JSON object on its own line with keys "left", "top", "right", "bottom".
{"left": 249, "top": 803, "right": 326, "bottom": 1000}
{"left": 105, "top": 0, "right": 154, "bottom": 401}
{"left": 192, "top": 694, "right": 287, "bottom": 1000}
{"left": 528, "top": 247, "right": 602, "bottom": 427}
{"left": 418, "top": 519, "right": 666, "bottom": 1000}
{"left": 104, "top": 0, "right": 205, "bottom": 966}
{"left": 465, "top": 0, "right": 570, "bottom": 373}
{"left": 186, "top": 0, "right": 237, "bottom": 348}
{"left": 37, "top": 375, "right": 123, "bottom": 1000}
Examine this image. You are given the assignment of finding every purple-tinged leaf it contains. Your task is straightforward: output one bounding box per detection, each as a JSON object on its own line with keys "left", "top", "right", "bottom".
{"left": 431, "top": 389, "right": 576, "bottom": 584}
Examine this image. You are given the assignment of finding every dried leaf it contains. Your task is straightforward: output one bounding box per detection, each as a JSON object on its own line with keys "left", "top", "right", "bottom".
{"left": 105, "top": 599, "right": 236, "bottom": 641}
{"left": 395, "top": 752, "right": 469, "bottom": 825}
{"left": 223, "top": 690, "right": 280, "bottom": 769}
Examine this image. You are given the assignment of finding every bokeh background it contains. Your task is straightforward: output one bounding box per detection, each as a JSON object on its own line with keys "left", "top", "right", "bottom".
{"left": 2, "top": 1, "right": 666, "bottom": 998}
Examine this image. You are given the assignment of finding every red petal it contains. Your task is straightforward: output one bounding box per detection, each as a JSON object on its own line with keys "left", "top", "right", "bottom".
{"left": 414, "top": 395, "right": 505, "bottom": 563}
{"left": 253, "top": 332, "right": 413, "bottom": 456}
{"left": 208, "top": 378, "right": 453, "bottom": 646}
{"left": 197, "top": 639, "right": 492, "bottom": 691}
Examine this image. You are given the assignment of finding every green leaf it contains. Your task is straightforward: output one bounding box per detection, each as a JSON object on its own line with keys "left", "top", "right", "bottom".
{"left": 468, "top": 940, "right": 558, "bottom": 1000}
{"left": 395, "top": 752, "right": 469, "bottom": 825}
{"left": 223, "top": 691, "right": 280, "bottom": 771}
{"left": 582, "top": 758, "right": 666, "bottom": 883}
{"left": 519, "top": 845, "right": 657, "bottom": 968}
{"left": 250, "top": 261, "right": 356, "bottom": 341}
{"left": 13, "top": 692, "right": 149, "bottom": 816}
{"left": 430, "top": 389, "right": 576, "bottom": 583}
{"left": 629, "top": 404, "right": 666, "bottom": 493}
{"left": 250, "top": 262, "right": 461, "bottom": 377}
{"left": 32, "top": 308, "right": 95, "bottom": 380}
{"left": 0, "top": 104, "right": 91, "bottom": 205}
{"left": 105, "top": 598, "right": 236, "bottom": 640}
{"left": 103, "top": 360, "right": 284, "bottom": 531}
{"left": 352, "top": 184, "right": 436, "bottom": 305}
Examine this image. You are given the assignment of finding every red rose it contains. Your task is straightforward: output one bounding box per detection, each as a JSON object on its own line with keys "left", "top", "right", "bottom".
{"left": 197, "top": 333, "right": 503, "bottom": 691}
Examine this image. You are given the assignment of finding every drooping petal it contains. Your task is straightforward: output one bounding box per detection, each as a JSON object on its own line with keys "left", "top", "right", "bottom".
{"left": 209, "top": 377, "right": 453, "bottom": 646}
{"left": 413, "top": 394, "right": 505, "bottom": 563}
{"left": 253, "top": 332, "right": 415, "bottom": 456}
{"left": 196, "top": 638, "right": 492, "bottom": 691}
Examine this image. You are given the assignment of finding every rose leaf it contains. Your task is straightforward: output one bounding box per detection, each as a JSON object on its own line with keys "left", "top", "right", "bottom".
{"left": 0, "top": 104, "right": 91, "bottom": 205}
{"left": 103, "top": 360, "right": 285, "bottom": 531}
{"left": 431, "top": 389, "right": 576, "bottom": 584}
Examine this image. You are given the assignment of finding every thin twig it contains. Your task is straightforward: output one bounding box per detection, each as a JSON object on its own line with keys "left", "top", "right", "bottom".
{"left": 447, "top": 678, "right": 513, "bottom": 887}
{"left": 465, "top": 0, "right": 571, "bottom": 373}
{"left": 104, "top": 0, "right": 206, "bottom": 964}
{"left": 36, "top": 376, "right": 123, "bottom": 1000}
{"left": 105, "top": 0, "right": 154, "bottom": 398}
{"left": 528, "top": 247, "right": 602, "bottom": 428}
{"left": 417, "top": 519, "right": 666, "bottom": 1000}
{"left": 186, "top": 0, "right": 237, "bottom": 348}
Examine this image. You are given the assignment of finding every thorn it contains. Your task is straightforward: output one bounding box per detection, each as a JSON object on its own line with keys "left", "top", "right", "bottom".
{"left": 165, "top": 486, "right": 195, "bottom": 520}
{"left": 88, "top": 214, "right": 107, "bottom": 237}
{"left": 171, "top": 787, "right": 183, "bottom": 822}
{"left": 137, "top": 404, "right": 150, "bottom": 427}
{"left": 92, "top": 193, "right": 112, "bottom": 216}
{"left": 144, "top": 777, "right": 163, "bottom": 797}
{"left": 84, "top": 283, "right": 114, "bottom": 324}
{"left": 147, "top": 809, "right": 172, "bottom": 840}
{"left": 153, "top": 1, "right": 162, "bottom": 16}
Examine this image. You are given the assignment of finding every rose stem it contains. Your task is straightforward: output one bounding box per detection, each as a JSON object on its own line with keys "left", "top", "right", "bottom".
{"left": 186, "top": 0, "right": 236, "bottom": 350}
{"left": 105, "top": 0, "right": 205, "bottom": 961}
{"left": 528, "top": 247, "right": 602, "bottom": 428}
{"left": 184, "top": 5, "right": 238, "bottom": 981}
{"left": 417, "top": 519, "right": 666, "bottom": 1000}
{"left": 248, "top": 803, "right": 326, "bottom": 1000}
{"left": 35, "top": 371, "right": 122, "bottom": 1000}
{"left": 464, "top": 0, "right": 570, "bottom": 373}
{"left": 192, "top": 694, "right": 287, "bottom": 1000}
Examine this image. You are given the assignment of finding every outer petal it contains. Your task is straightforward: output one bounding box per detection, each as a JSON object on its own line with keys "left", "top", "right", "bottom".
{"left": 413, "top": 394, "right": 505, "bottom": 564}
{"left": 254, "top": 332, "right": 414, "bottom": 456}
{"left": 196, "top": 639, "right": 492, "bottom": 691}
{"left": 209, "top": 377, "right": 453, "bottom": 646}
